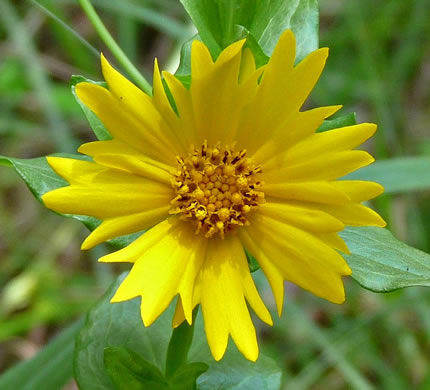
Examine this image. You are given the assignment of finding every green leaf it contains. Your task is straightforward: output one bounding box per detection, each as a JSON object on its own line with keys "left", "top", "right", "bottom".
{"left": 165, "top": 310, "right": 199, "bottom": 378}
{"left": 74, "top": 274, "right": 282, "bottom": 390}
{"left": 104, "top": 347, "right": 208, "bottom": 390}
{"left": 104, "top": 347, "right": 168, "bottom": 390}
{"left": 179, "top": 0, "right": 318, "bottom": 62}
{"left": 345, "top": 157, "right": 430, "bottom": 194}
{"left": 342, "top": 227, "right": 430, "bottom": 292}
{"left": 317, "top": 112, "right": 357, "bottom": 132}
{"left": 0, "top": 319, "right": 83, "bottom": 390}
{"left": 170, "top": 362, "right": 209, "bottom": 390}
{"left": 176, "top": 34, "right": 199, "bottom": 77}
{"left": 70, "top": 75, "right": 112, "bottom": 141}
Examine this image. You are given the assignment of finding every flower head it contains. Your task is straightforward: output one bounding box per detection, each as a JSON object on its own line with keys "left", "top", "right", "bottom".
{"left": 42, "top": 30, "right": 386, "bottom": 361}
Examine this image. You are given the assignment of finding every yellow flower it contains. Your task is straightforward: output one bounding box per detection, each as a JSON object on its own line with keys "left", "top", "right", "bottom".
{"left": 42, "top": 30, "right": 386, "bottom": 362}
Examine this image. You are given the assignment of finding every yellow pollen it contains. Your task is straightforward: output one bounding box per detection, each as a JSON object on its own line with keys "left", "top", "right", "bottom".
{"left": 170, "top": 141, "right": 265, "bottom": 238}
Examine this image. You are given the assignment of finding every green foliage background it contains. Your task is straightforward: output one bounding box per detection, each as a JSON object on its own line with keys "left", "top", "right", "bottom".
{"left": 0, "top": 0, "right": 430, "bottom": 389}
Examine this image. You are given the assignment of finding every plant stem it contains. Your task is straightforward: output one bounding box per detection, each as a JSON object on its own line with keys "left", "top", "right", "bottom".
{"left": 165, "top": 308, "right": 198, "bottom": 378}
{"left": 78, "top": 0, "right": 152, "bottom": 95}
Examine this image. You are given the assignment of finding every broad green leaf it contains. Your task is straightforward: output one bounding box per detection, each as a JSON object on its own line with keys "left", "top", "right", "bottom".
{"left": 345, "top": 157, "right": 430, "bottom": 194}
{"left": 179, "top": 0, "right": 318, "bottom": 62}
{"left": 74, "top": 274, "right": 282, "bottom": 390}
{"left": 70, "top": 75, "right": 112, "bottom": 141}
{"left": 0, "top": 319, "right": 83, "bottom": 390}
{"left": 342, "top": 227, "right": 430, "bottom": 292}
{"left": 104, "top": 347, "right": 168, "bottom": 390}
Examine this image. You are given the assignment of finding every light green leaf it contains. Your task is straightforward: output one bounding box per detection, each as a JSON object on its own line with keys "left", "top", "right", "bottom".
{"left": 74, "top": 274, "right": 282, "bottom": 390}
{"left": 345, "top": 157, "right": 430, "bottom": 194}
{"left": 178, "top": 0, "right": 318, "bottom": 72}
{"left": 0, "top": 320, "right": 83, "bottom": 390}
{"left": 342, "top": 227, "right": 430, "bottom": 292}
{"left": 70, "top": 75, "right": 112, "bottom": 141}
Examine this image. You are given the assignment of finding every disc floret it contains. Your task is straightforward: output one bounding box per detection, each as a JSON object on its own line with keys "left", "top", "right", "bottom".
{"left": 170, "top": 141, "right": 265, "bottom": 238}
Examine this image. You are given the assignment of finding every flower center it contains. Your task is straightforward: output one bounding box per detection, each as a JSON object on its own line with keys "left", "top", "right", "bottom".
{"left": 170, "top": 141, "right": 265, "bottom": 238}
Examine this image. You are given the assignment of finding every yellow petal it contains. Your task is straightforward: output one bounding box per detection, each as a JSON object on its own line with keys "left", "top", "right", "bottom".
{"left": 110, "top": 219, "right": 206, "bottom": 327}
{"left": 317, "top": 203, "right": 387, "bottom": 227}
{"left": 258, "top": 201, "right": 344, "bottom": 233}
{"left": 78, "top": 140, "right": 173, "bottom": 172}
{"left": 250, "top": 105, "right": 342, "bottom": 165}
{"left": 317, "top": 232, "right": 351, "bottom": 255}
{"left": 244, "top": 216, "right": 348, "bottom": 304}
{"left": 79, "top": 139, "right": 140, "bottom": 157}
{"left": 190, "top": 40, "right": 216, "bottom": 79}
{"left": 162, "top": 71, "right": 197, "bottom": 146}
{"left": 43, "top": 157, "right": 172, "bottom": 219}
{"left": 238, "top": 229, "right": 285, "bottom": 316}
{"left": 190, "top": 40, "right": 250, "bottom": 145}
{"left": 152, "top": 59, "right": 188, "bottom": 152}
{"left": 198, "top": 236, "right": 270, "bottom": 361}
{"left": 101, "top": 54, "right": 185, "bottom": 157}
{"left": 99, "top": 219, "right": 175, "bottom": 263}
{"left": 263, "top": 181, "right": 351, "bottom": 205}
{"left": 172, "top": 297, "right": 187, "bottom": 328}
{"left": 81, "top": 206, "right": 170, "bottom": 249}
{"left": 93, "top": 154, "right": 172, "bottom": 185}
{"left": 263, "top": 150, "right": 375, "bottom": 183}
{"left": 330, "top": 180, "right": 384, "bottom": 202}
{"left": 280, "top": 123, "right": 377, "bottom": 164}
{"left": 238, "top": 32, "right": 329, "bottom": 155}
{"left": 250, "top": 213, "right": 351, "bottom": 276}
{"left": 75, "top": 82, "right": 177, "bottom": 165}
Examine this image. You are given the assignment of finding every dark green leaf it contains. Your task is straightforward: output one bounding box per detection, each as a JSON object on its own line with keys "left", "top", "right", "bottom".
{"left": 104, "top": 347, "right": 168, "bottom": 390}
{"left": 342, "top": 227, "right": 430, "bottom": 292}
{"left": 317, "top": 112, "right": 357, "bottom": 132}
{"left": 74, "top": 274, "right": 282, "bottom": 390}
{"left": 0, "top": 320, "right": 83, "bottom": 390}
{"left": 70, "top": 75, "right": 112, "bottom": 141}
{"left": 345, "top": 157, "right": 430, "bottom": 194}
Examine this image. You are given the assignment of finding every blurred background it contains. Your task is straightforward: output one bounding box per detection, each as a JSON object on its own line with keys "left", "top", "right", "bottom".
{"left": 0, "top": 0, "right": 429, "bottom": 389}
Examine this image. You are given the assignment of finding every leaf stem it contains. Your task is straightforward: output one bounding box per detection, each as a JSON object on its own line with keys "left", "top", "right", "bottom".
{"left": 165, "top": 307, "right": 198, "bottom": 378}
{"left": 78, "top": 0, "right": 152, "bottom": 95}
